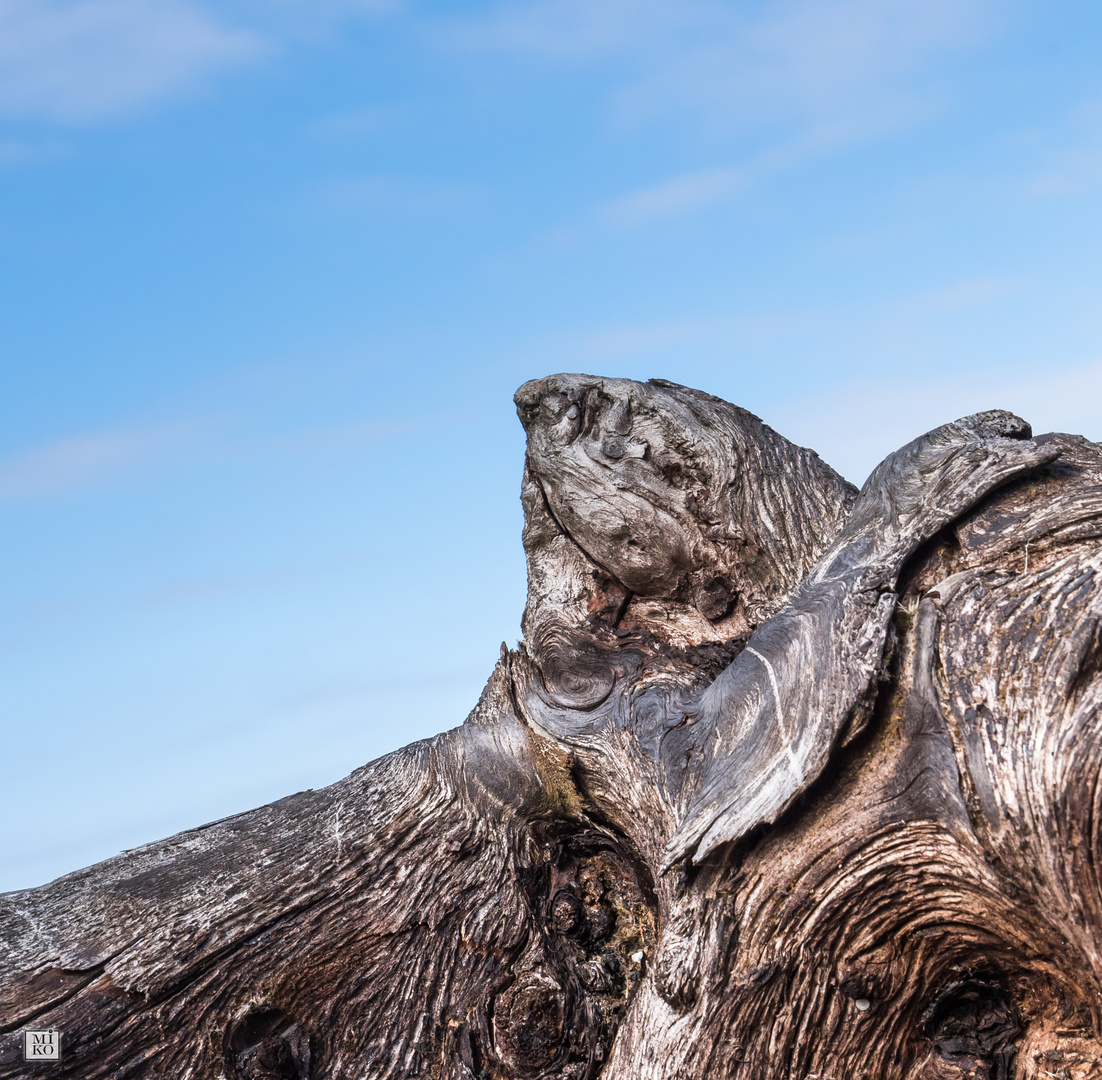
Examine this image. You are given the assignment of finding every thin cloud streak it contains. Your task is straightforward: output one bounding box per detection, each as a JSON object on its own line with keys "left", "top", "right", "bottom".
{"left": 480, "top": 0, "right": 996, "bottom": 232}
{"left": 445, "top": 0, "right": 992, "bottom": 134}
{"left": 593, "top": 132, "right": 819, "bottom": 226}
{"left": 312, "top": 174, "right": 479, "bottom": 217}
{"left": 0, "top": 423, "right": 194, "bottom": 501}
{"left": 0, "top": 0, "right": 266, "bottom": 122}
{"left": 0, "top": 0, "right": 402, "bottom": 124}
{"left": 439, "top": 0, "right": 690, "bottom": 60}
{"left": 1024, "top": 97, "right": 1102, "bottom": 198}
{"left": 599, "top": 165, "right": 746, "bottom": 226}
{"left": 0, "top": 406, "right": 456, "bottom": 505}
{"left": 311, "top": 102, "right": 407, "bottom": 138}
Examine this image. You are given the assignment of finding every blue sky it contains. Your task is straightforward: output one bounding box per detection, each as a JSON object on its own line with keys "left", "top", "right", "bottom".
{"left": 2, "top": 0, "right": 1102, "bottom": 892}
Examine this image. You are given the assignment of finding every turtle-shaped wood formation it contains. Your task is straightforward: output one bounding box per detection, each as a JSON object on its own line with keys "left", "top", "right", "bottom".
{"left": 3, "top": 375, "right": 1101, "bottom": 1080}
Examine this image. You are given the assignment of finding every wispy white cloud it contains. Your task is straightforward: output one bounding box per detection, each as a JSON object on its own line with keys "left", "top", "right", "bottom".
{"left": 594, "top": 133, "right": 820, "bottom": 226}
{"left": 232, "top": 0, "right": 399, "bottom": 21}
{"left": 450, "top": 0, "right": 994, "bottom": 230}
{"left": 0, "top": 0, "right": 402, "bottom": 124}
{"left": 599, "top": 164, "right": 745, "bottom": 226}
{"left": 884, "top": 276, "right": 1021, "bottom": 318}
{"left": 1025, "top": 97, "right": 1102, "bottom": 198}
{"left": 445, "top": 0, "right": 991, "bottom": 134}
{"left": 312, "top": 174, "right": 478, "bottom": 217}
{"left": 677, "top": 0, "right": 982, "bottom": 128}
{"left": 0, "top": 0, "right": 267, "bottom": 122}
{"left": 0, "top": 424, "right": 193, "bottom": 501}
{"left": 311, "top": 102, "right": 406, "bottom": 138}
{"left": 441, "top": 0, "right": 685, "bottom": 60}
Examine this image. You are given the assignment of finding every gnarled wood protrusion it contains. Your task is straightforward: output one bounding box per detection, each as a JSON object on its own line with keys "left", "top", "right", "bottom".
{"left": 2, "top": 376, "right": 1101, "bottom": 1080}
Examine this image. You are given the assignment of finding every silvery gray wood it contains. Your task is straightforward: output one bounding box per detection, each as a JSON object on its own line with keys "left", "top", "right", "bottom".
{"left": 2, "top": 375, "right": 1100, "bottom": 1080}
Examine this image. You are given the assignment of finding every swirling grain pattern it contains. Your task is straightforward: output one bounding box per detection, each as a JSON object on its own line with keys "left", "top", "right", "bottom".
{"left": 2, "top": 377, "right": 1100, "bottom": 1080}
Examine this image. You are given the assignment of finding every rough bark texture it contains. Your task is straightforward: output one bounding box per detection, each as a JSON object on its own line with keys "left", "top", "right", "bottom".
{"left": 3, "top": 374, "right": 1101, "bottom": 1080}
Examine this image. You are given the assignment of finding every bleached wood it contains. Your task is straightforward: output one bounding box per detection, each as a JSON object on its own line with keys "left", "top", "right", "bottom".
{"left": 2, "top": 375, "right": 1099, "bottom": 1080}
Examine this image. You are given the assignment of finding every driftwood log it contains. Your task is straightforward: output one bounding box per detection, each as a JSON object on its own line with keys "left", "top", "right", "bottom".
{"left": 3, "top": 374, "right": 1102, "bottom": 1080}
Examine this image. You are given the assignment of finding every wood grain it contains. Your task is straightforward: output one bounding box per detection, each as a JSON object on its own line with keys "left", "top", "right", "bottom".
{"left": 3, "top": 376, "right": 1099, "bottom": 1080}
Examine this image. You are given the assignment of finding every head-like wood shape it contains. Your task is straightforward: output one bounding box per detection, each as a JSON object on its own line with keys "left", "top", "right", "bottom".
{"left": 515, "top": 374, "right": 856, "bottom": 654}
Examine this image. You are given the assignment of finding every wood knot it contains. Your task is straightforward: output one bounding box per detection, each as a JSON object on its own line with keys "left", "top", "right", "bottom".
{"left": 584, "top": 903, "right": 613, "bottom": 942}
{"left": 921, "top": 981, "right": 1018, "bottom": 1080}
{"left": 696, "top": 574, "right": 737, "bottom": 621}
{"left": 550, "top": 889, "right": 581, "bottom": 934}
{"left": 577, "top": 959, "right": 613, "bottom": 993}
{"left": 492, "top": 974, "right": 566, "bottom": 1075}
{"left": 224, "top": 1007, "right": 313, "bottom": 1080}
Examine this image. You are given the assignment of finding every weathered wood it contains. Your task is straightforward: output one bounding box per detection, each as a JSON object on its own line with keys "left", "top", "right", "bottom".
{"left": 3, "top": 374, "right": 1101, "bottom": 1080}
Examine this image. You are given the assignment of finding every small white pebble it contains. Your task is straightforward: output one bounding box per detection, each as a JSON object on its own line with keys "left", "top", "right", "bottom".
{"left": 631, "top": 951, "right": 645, "bottom": 963}
{"left": 854, "top": 999, "right": 871, "bottom": 1012}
